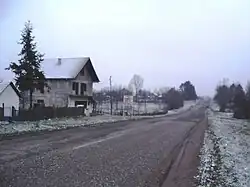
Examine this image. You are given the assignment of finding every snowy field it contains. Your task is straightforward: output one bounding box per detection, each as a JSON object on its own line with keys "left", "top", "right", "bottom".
{"left": 196, "top": 103, "right": 250, "bottom": 187}
{"left": 0, "top": 100, "right": 197, "bottom": 136}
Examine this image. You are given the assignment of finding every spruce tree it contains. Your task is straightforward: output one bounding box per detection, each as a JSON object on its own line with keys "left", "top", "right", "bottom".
{"left": 6, "top": 21, "right": 46, "bottom": 109}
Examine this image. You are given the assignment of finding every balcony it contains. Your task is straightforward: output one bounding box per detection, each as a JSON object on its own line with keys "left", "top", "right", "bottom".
{"left": 69, "top": 90, "right": 92, "bottom": 97}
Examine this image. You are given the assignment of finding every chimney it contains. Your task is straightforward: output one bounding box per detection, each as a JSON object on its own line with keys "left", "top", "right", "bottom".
{"left": 57, "top": 58, "right": 62, "bottom": 65}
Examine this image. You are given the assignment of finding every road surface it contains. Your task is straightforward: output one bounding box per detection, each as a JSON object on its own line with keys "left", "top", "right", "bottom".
{"left": 0, "top": 103, "right": 207, "bottom": 187}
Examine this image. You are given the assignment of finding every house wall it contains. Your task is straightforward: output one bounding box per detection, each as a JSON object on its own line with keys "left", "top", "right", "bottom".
{"left": 32, "top": 80, "right": 70, "bottom": 108}
{"left": 74, "top": 65, "right": 93, "bottom": 96}
{"left": 22, "top": 65, "right": 94, "bottom": 108}
{"left": 0, "top": 85, "right": 19, "bottom": 110}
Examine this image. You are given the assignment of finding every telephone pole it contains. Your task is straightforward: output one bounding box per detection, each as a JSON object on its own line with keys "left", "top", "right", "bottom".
{"left": 109, "top": 76, "right": 113, "bottom": 115}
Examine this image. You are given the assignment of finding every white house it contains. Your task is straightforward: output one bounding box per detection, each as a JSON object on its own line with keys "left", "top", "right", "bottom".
{"left": 21, "top": 57, "right": 100, "bottom": 111}
{"left": 0, "top": 82, "right": 20, "bottom": 117}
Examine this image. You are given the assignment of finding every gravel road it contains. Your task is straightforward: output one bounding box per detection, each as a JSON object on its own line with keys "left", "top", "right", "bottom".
{"left": 0, "top": 102, "right": 208, "bottom": 187}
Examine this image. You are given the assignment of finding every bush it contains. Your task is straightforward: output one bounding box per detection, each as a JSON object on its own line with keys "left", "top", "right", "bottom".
{"left": 163, "top": 88, "right": 184, "bottom": 110}
{"left": 214, "top": 81, "right": 250, "bottom": 119}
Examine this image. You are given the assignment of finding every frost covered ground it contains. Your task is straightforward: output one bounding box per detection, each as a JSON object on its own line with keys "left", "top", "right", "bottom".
{"left": 196, "top": 104, "right": 250, "bottom": 187}
{"left": 0, "top": 101, "right": 197, "bottom": 136}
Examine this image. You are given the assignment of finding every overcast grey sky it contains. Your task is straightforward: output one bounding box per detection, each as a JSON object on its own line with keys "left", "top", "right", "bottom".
{"left": 1, "top": 0, "right": 250, "bottom": 96}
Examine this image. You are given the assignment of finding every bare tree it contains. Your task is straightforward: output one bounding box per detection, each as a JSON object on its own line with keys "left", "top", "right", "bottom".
{"left": 129, "top": 74, "right": 144, "bottom": 114}
{"left": 129, "top": 74, "right": 144, "bottom": 102}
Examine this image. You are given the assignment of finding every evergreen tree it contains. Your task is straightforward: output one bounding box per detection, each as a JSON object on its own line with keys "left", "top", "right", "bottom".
{"left": 245, "top": 82, "right": 250, "bottom": 118}
{"left": 246, "top": 82, "right": 250, "bottom": 100}
{"left": 179, "top": 81, "right": 198, "bottom": 100}
{"left": 232, "top": 84, "right": 245, "bottom": 109}
{"left": 6, "top": 21, "right": 46, "bottom": 109}
{"left": 214, "top": 84, "right": 230, "bottom": 112}
{"left": 232, "top": 84, "right": 248, "bottom": 119}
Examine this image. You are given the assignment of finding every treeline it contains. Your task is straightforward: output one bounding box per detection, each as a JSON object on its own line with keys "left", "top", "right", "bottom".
{"left": 94, "top": 79, "right": 198, "bottom": 110}
{"left": 214, "top": 81, "right": 250, "bottom": 119}
{"left": 162, "top": 81, "right": 198, "bottom": 109}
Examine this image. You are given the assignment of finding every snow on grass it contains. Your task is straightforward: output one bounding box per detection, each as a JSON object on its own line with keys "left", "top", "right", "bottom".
{"left": 196, "top": 104, "right": 250, "bottom": 187}
{"left": 0, "top": 100, "right": 198, "bottom": 136}
{"left": 167, "top": 100, "right": 198, "bottom": 114}
{"left": 0, "top": 115, "right": 131, "bottom": 136}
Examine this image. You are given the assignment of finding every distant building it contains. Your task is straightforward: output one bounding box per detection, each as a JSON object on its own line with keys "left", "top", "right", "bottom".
{"left": 21, "top": 57, "right": 100, "bottom": 110}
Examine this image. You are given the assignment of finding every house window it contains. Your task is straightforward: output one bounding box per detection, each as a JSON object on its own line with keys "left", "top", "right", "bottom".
{"left": 75, "top": 82, "right": 79, "bottom": 95}
{"left": 73, "top": 82, "right": 81, "bottom": 95}
{"left": 72, "top": 82, "right": 76, "bottom": 90}
{"left": 80, "top": 83, "right": 87, "bottom": 95}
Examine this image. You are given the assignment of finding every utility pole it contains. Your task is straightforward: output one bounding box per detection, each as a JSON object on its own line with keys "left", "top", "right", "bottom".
{"left": 109, "top": 76, "right": 113, "bottom": 115}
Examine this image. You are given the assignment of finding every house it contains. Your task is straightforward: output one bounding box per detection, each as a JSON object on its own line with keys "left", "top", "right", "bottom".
{"left": 0, "top": 82, "right": 21, "bottom": 118}
{"left": 21, "top": 57, "right": 100, "bottom": 110}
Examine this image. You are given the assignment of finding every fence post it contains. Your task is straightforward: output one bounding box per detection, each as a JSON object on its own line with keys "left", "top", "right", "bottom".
{"left": 2, "top": 103, "right": 4, "bottom": 117}
{"left": 0, "top": 103, "right": 4, "bottom": 120}
{"left": 12, "top": 106, "right": 15, "bottom": 117}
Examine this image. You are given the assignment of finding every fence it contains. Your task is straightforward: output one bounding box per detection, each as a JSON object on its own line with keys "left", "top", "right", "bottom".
{"left": 96, "top": 101, "right": 167, "bottom": 115}
{"left": 0, "top": 107, "right": 3, "bottom": 120}
{"left": 13, "top": 107, "right": 85, "bottom": 121}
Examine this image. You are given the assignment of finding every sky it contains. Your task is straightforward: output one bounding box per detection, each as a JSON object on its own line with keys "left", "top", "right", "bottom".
{"left": 0, "top": 0, "right": 250, "bottom": 96}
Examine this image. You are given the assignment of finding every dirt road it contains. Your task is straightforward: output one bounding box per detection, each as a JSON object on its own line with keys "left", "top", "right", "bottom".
{"left": 0, "top": 102, "right": 207, "bottom": 187}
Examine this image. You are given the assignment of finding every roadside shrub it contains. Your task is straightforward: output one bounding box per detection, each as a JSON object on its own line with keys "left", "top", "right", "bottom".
{"left": 214, "top": 81, "right": 250, "bottom": 119}
{"left": 164, "top": 88, "right": 184, "bottom": 110}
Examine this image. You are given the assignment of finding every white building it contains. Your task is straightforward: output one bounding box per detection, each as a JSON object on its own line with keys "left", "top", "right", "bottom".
{"left": 21, "top": 57, "right": 100, "bottom": 110}
{"left": 0, "top": 82, "right": 20, "bottom": 117}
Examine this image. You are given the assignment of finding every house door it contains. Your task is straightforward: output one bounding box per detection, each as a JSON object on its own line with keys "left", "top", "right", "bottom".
{"left": 75, "top": 101, "right": 87, "bottom": 108}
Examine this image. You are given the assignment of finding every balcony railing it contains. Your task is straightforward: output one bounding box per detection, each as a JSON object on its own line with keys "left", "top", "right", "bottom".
{"left": 70, "top": 90, "right": 92, "bottom": 96}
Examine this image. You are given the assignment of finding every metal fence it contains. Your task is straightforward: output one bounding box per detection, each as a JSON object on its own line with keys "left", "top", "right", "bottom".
{"left": 95, "top": 101, "right": 167, "bottom": 115}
